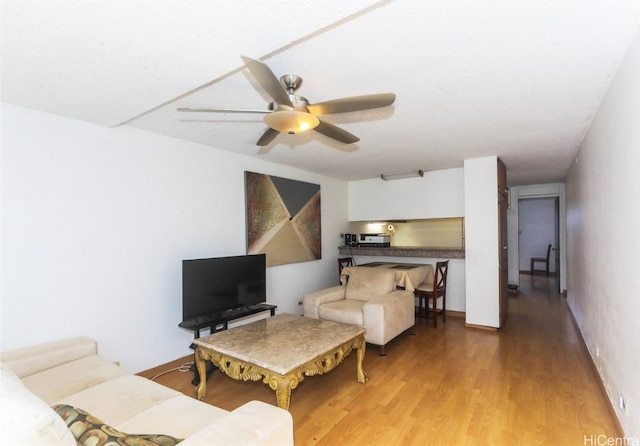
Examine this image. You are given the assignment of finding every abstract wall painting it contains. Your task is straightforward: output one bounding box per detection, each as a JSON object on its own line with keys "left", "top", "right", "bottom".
{"left": 245, "top": 171, "right": 321, "bottom": 266}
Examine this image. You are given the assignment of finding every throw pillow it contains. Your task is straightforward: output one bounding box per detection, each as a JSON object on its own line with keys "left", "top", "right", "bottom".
{"left": 52, "top": 404, "right": 183, "bottom": 446}
{"left": 0, "top": 363, "right": 75, "bottom": 446}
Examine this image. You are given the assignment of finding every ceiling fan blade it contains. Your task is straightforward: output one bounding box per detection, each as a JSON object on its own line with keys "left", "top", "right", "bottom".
{"left": 177, "top": 107, "right": 268, "bottom": 114}
{"left": 256, "top": 127, "right": 280, "bottom": 146}
{"left": 241, "top": 56, "right": 293, "bottom": 108}
{"left": 308, "top": 93, "right": 396, "bottom": 116}
{"left": 315, "top": 120, "right": 360, "bottom": 144}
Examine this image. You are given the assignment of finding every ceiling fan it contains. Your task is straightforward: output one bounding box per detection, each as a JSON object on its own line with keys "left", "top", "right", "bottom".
{"left": 178, "top": 56, "right": 396, "bottom": 146}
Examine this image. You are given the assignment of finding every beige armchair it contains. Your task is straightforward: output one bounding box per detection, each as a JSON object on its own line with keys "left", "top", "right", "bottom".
{"left": 303, "top": 267, "right": 415, "bottom": 356}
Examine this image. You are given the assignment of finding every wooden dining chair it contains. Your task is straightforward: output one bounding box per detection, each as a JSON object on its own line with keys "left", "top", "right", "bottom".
{"left": 530, "top": 244, "right": 552, "bottom": 276}
{"left": 414, "top": 260, "right": 449, "bottom": 327}
{"left": 337, "top": 257, "right": 354, "bottom": 283}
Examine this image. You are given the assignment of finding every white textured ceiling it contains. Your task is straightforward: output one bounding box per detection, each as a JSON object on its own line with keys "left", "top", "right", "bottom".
{"left": 2, "top": 1, "right": 640, "bottom": 184}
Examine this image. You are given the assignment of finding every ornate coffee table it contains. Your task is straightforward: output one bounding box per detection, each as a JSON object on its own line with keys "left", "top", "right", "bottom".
{"left": 193, "top": 313, "right": 367, "bottom": 410}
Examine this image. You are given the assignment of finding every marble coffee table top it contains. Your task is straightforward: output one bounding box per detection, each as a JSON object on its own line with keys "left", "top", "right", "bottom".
{"left": 193, "top": 313, "right": 365, "bottom": 375}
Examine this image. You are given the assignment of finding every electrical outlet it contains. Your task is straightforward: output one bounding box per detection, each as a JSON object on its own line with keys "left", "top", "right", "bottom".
{"left": 619, "top": 394, "right": 627, "bottom": 415}
{"left": 298, "top": 300, "right": 303, "bottom": 306}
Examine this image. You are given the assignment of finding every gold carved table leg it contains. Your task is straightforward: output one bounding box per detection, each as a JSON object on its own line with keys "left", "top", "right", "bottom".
{"left": 194, "top": 347, "right": 208, "bottom": 400}
{"left": 355, "top": 334, "right": 368, "bottom": 383}
{"left": 266, "top": 374, "right": 300, "bottom": 411}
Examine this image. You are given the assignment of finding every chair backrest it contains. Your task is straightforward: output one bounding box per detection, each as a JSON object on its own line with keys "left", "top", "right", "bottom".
{"left": 545, "top": 244, "right": 552, "bottom": 261}
{"left": 338, "top": 257, "right": 353, "bottom": 274}
{"left": 433, "top": 260, "right": 449, "bottom": 296}
{"left": 344, "top": 267, "right": 396, "bottom": 302}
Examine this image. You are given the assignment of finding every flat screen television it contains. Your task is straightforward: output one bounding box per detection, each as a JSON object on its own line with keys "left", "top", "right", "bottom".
{"left": 181, "top": 254, "right": 266, "bottom": 323}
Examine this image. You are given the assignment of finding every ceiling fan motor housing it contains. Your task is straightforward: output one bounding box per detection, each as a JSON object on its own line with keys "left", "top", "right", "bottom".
{"left": 270, "top": 94, "right": 313, "bottom": 114}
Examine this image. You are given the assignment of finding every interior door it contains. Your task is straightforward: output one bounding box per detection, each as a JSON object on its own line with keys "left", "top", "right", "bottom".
{"left": 498, "top": 160, "right": 508, "bottom": 326}
{"left": 554, "top": 197, "right": 560, "bottom": 293}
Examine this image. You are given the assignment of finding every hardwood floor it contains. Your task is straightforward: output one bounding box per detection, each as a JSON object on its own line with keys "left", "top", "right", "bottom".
{"left": 138, "top": 275, "right": 621, "bottom": 445}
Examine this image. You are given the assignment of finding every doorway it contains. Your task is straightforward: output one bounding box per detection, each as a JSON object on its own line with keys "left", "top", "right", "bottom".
{"left": 506, "top": 183, "right": 566, "bottom": 294}
{"left": 518, "top": 197, "right": 560, "bottom": 291}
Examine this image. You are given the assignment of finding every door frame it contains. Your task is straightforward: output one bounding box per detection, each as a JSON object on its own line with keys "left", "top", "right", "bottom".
{"left": 507, "top": 183, "right": 567, "bottom": 292}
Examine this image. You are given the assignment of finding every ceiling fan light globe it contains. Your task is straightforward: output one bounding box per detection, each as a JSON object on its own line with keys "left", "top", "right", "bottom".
{"left": 264, "top": 110, "right": 319, "bottom": 134}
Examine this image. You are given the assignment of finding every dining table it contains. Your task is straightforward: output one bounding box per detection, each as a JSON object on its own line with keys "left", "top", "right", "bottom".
{"left": 340, "top": 262, "right": 433, "bottom": 292}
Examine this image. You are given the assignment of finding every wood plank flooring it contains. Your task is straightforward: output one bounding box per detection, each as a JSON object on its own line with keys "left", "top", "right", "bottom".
{"left": 138, "top": 275, "right": 621, "bottom": 445}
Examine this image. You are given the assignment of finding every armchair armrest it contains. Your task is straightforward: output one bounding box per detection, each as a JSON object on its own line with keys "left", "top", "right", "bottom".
{"left": 0, "top": 337, "right": 97, "bottom": 378}
{"left": 180, "top": 400, "right": 293, "bottom": 446}
{"left": 303, "top": 285, "right": 346, "bottom": 319}
{"left": 363, "top": 290, "right": 415, "bottom": 346}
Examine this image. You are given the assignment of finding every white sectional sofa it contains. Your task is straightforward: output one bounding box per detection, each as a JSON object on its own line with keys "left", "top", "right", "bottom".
{"left": 0, "top": 336, "right": 293, "bottom": 445}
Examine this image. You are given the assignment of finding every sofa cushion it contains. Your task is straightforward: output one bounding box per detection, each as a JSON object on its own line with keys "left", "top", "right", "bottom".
{"left": 115, "top": 394, "right": 229, "bottom": 438}
{"left": 318, "top": 300, "right": 365, "bottom": 325}
{"left": 53, "top": 404, "right": 182, "bottom": 446}
{"left": 22, "top": 354, "right": 128, "bottom": 405}
{"left": 0, "top": 363, "right": 75, "bottom": 446}
{"left": 344, "top": 267, "right": 396, "bottom": 302}
{"left": 54, "top": 375, "right": 184, "bottom": 428}
{"left": 179, "top": 401, "right": 294, "bottom": 446}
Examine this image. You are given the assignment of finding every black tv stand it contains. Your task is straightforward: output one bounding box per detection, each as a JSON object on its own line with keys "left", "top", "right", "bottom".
{"left": 179, "top": 303, "right": 277, "bottom": 339}
{"left": 178, "top": 303, "right": 277, "bottom": 385}
{"left": 188, "top": 360, "right": 216, "bottom": 386}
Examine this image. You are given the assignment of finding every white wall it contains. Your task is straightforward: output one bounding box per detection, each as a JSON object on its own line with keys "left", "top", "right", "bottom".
{"left": 464, "top": 156, "right": 499, "bottom": 328}
{"left": 565, "top": 29, "right": 640, "bottom": 437}
{"left": 0, "top": 104, "right": 348, "bottom": 373}
{"left": 348, "top": 168, "right": 464, "bottom": 221}
{"left": 347, "top": 168, "right": 466, "bottom": 312}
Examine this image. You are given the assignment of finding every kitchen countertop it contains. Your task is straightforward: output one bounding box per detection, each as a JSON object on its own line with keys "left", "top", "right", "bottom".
{"left": 338, "top": 245, "right": 465, "bottom": 259}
